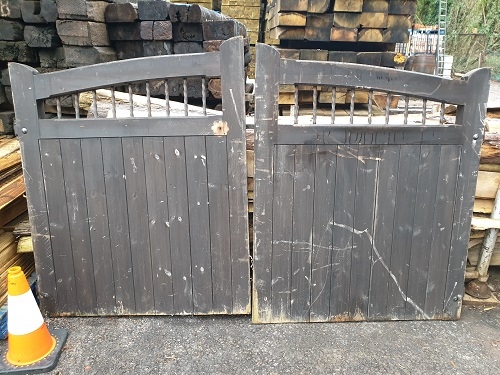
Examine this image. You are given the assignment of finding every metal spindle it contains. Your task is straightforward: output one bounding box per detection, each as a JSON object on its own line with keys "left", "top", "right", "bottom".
{"left": 183, "top": 78, "right": 188, "bottom": 116}
{"left": 73, "top": 94, "right": 80, "bottom": 119}
{"left": 202, "top": 77, "right": 207, "bottom": 116}
{"left": 146, "top": 81, "right": 152, "bottom": 117}
{"left": 368, "top": 90, "right": 373, "bottom": 125}
{"left": 331, "top": 87, "right": 336, "bottom": 125}
{"left": 440, "top": 102, "right": 445, "bottom": 124}
{"left": 56, "top": 97, "right": 61, "bottom": 119}
{"left": 312, "top": 86, "right": 318, "bottom": 125}
{"left": 110, "top": 87, "right": 116, "bottom": 118}
{"left": 349, "top": 89, "right": 355, "bottom": 125}
{"left": 422, "top": 99, "right": 427, "bottom": 125}
{"left": 164, "top": 79, "right": 170, "bottom": 116}
{"left": 128, "top": 84, "right": 134, "bottom": 117}
{"left": 385, "top": 93, "right": 391, "bottom": 125}
{"left": 92, "top": 90, "right": 98, "bottom": 118}
{"left": 404, "top": 96, "right": 409, "bottom": 125}
{"left": 294, "top": 85, "right": 299, "bottom": 125}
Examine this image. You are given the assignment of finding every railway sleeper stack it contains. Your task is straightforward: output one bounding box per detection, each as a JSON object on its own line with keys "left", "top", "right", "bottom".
{"left": 221, "top": 0, "right": 263, "bottom": 77}
{"left": 105, "top": 1, "right": 250, "bottom": 107}
{"left": 265, "top": 0, "right": 415, "bottom": 107}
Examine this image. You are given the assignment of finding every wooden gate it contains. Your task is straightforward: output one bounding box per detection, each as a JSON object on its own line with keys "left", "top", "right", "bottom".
{"left": 10, "top": 37, "right": 250, "bottom": 316}
{"left": 252, "top": 44, "right": 490, "bottom": 323}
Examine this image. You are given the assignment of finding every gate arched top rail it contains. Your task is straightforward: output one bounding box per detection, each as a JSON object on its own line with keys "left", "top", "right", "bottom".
{"left": 11, "top": 52, "right": 221, "bottom": 101}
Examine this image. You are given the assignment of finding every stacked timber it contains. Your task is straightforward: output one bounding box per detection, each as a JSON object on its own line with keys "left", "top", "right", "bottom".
{"left": 266, "top": 0, "right": 413, "bottom": 43}
{"left": 221, "top": 0, "right": 262, "bottom": 77}
{"left": 0, "top": 0, "right": 38, "bottom": 116}
{"left": 469, "top": 117, "right": 500, "bottom": 266}
{"left": 264, "top": 0, "right": 413, "bottom": 107}
{"left": 0, "top": 136, "right": 33, "bottom": 313}
{"left": 181, "top": 0, "right": 214, "bottom": 11}
{"left": 54, "top": 0, "right": 117, "bottom": 67}
{"left": 105, "top": 1, "right": 249, "bottom": 105}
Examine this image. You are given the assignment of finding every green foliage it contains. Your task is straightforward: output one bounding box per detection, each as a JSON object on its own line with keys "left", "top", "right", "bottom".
{"left": 416, "top": 0, "right": 439, "bottom": 25}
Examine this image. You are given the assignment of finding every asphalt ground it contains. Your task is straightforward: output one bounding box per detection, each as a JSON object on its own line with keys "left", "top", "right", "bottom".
{"left": 0, "top": 304, "right": 498, "bottom": 375}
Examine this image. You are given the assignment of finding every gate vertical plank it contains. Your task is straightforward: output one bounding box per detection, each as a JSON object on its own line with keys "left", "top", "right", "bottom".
{"left": 425, "top": 145, "right": 461, "bottom": 317}
{"left": 271, "top": 145, "right": 295, "bottom": 321}
{"left": 206, "top": 136, "right": 233, "bottom": 313}
{"left": 143, "top": 137, "right": 174, "bottom": 314}
{"left": 102, "top": 138, "right": 136, "bottom": 314}
{"left": 368, "top": 146, "right": 399, "bottom": 320}
{"left": 386, "top": 145, "right": 420, "bottom": 319}
{"left": 9, "top": 63, "right": 57, "bottom": 313}
{"left": 349, "top": 145, "right": 379, "bottom": 320}
{"left": 330, "top": 145, "right": 358, "bottom": 319}
{"left": 40, "top": 140, "right": 78, "bottom": 313}
{"left": 405, "top": 145, "right": 441, "bottom": 319}
{"left": 291, "top": 144, "right": 316, "bottom": 322}
{"left": 185, "top": 136, "right": 213, "bottom": 314}
{"left": 122, "top": 138, "right": 155, "bottom": 313}
{"left": 81, "top": 138, "right": 116, "bottom": 314}
{"left": 60, "top": 139, "right": 97, "bottom": 314}
{"left": 445, "top": 69, "right": 489, "bottom": 318}
{"left": 310, "top": 145, "right": 336, "bottom": 322}
{"left": 164, "top": 137, "right": 194, "bottom": 314}
{"left": 253, "top": 43, "right": 280, "bottom": 323}
{"left": 220, "top": 37, "right": 250, "bottom": 314}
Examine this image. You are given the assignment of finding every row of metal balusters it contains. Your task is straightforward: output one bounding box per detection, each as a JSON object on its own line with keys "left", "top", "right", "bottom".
{"left": 291, "top": 85, "right": 447, "bottom": 126}
{"left": 54, "top": 78, "right": 208, "bottom": 119}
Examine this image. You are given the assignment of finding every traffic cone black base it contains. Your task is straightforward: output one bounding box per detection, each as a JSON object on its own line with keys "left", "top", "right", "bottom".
{"left": 0, "top": 328, "right": 68, "bottom": 374}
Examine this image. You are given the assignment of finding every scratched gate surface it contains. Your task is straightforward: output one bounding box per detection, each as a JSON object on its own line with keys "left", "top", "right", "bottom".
{"left": 10, "top": 37, "right": 250, "bottom": 316}
{"left": 252, "top": 44, "right": 490, "bottom": 323}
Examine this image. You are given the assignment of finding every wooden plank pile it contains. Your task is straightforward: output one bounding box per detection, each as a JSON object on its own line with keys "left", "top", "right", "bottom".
{"left": 105, "top": 1, "right": 249, "bottom": 103}
{"left": 54, "top": 0, "right": 117, "bottom": 67}
{"left": 469, "top": 118, "right": 500, "bottom": 266}
{"left": 0, "top": 136, "right": 34, "bottom": 315}
{"left": 221, "top": 0, "right": 262, "bottom": 76}
{"left": 264, "top": 0, "right": 414, "bottom": 106}
{"left": 266, "top": 0, "right": 413, "bottom": 43}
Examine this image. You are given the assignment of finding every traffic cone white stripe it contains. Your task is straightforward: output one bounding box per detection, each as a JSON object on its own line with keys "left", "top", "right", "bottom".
{"left": 7, "top": 290, "right": 44, "bottom": 336}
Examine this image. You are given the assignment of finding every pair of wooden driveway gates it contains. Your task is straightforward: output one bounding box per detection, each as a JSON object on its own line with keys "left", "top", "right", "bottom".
{"left": 11, "top": 37, "right": 489, "bottom": 322}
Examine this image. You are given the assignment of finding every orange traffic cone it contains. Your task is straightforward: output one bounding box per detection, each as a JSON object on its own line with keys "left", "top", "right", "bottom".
{"left": 0, "top": 266, "right": 68, "bottom": 374}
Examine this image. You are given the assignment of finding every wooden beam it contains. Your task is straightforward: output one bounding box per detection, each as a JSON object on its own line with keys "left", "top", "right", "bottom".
{"left": 471, "top": 216, "right": 500, "bottom": 231}
{"left": 334, "top": 0, "right": 363, "bottom": 12}
{"left": 476, "top": 171, "right": 500, "bottom": 199}
{"left": 0, "top": 174, "right": 24, "bottom": 211}
{"left": 330, "top": 27, "right": 358, "bottom": 42}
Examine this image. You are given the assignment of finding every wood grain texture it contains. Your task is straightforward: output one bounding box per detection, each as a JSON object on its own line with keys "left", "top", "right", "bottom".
{"left": 143, "top": 137, "right": 174, "bottom": 314}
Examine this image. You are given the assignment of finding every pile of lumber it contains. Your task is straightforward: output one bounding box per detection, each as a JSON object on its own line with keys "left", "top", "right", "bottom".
{"left": 469, "top": 116, "right": 500, "bottom": 266}
{"left": 0, "top": 137, "right": 27, "bottom": 227}
{"left": 53, "top": 0, "right": 117, "bottom": 68}
{"left": 263, "top": 0, "right": 414, "bottom": 107}
{"left": 266, "top": 0, "right": 413, "bottom": 43}
{"left": 0, "top": 136, "right": 33, "bottom": 313}
{"left": 0, "top": 0, "right": 47, "bottom": 133}
{"left": 105, "top": 1, "right": 250, "bottom": 103}
{"left": 221, "top": 0, "right": 262, "bottom": 77}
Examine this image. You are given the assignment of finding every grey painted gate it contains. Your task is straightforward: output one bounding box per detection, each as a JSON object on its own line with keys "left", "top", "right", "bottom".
{"left": 252, "top": 43, "right": 490, "bottom": 323}
{"left": 10, "top": 37, "right": 250, "bottom": 316}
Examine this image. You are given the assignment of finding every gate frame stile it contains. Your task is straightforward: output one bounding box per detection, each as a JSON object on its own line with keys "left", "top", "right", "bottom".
{"left": 9, "top": 37, "right": 250, "bottom": 316}
{"left": 9, "top": 64, "right": 58, "bottom": 314}
{"left": 252, "top": 42, "right": 490, "bottom": 323}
